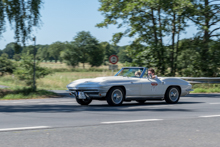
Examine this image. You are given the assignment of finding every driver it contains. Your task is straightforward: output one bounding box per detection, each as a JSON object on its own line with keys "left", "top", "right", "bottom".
{"left": 148, "top": 68, "right": 158, "bottom": 79}
{"left": 135, "top": 71, "right": 142, "bottom": 77}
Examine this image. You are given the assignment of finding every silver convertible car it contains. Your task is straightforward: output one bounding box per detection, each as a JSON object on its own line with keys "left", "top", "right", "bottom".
{"left": 66, "top": 67, "right": 193, "bottom": 106}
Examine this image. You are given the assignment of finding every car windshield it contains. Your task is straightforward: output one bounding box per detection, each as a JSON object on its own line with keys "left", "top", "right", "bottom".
{"left": 116, "top": 68, "right": 144, "bottom": 77}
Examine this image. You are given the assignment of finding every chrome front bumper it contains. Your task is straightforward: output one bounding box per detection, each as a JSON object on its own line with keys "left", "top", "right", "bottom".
{"left": 67, "top": 89, "right": 107, "bottom": 98}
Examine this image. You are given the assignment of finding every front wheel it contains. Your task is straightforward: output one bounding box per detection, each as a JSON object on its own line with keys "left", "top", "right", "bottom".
{"left": 76, "top": 98, "right": 92, "bottom": 105}
{"left": 106, "top": 87, "right": 124, "bottom": 106}
{"left": 164, "top": 86, "right": 180, "bottom": 104}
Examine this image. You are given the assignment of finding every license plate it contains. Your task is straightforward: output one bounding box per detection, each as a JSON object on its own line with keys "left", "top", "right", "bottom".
{"left": 78, "top": 92, "right": 86, "bottom": 99}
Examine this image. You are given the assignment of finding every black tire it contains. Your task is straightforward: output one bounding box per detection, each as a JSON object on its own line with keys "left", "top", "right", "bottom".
{"left": 76, "top": 98, "right": 92, "bottom": 105}
{"left": 164, "top": 86, "right": 180, "bottom": 104}
{"left": 106, "top": 87, "right": 124, "bottom": 106}
{"left": 136, "top": 100, "right": 146, "bottom": 104}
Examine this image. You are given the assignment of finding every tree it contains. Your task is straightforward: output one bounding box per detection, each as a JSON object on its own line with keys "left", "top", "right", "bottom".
{"left": 88, "top": 44, "right": 104, "bottom": 67}
{"left": 2, "top": 42, "right": 22, "bottom": 59}
{"left": 48, "top": 42, "right": 65, "bottom": 63}
{"left": 61, "top": 42, "right": 80, "bottom": 67}
{"left": 14, "top": 53, "right": 52, "bottom": 87}
{"left": 22, "top": 45, "right": 35, "bottom": 55}
{"left": 97, "top": 0, "right": 191, "bottom": 76}
{"left": 73, "top": 31, "right": 103, "bottom": 68}
{"left": 36, "top": 45, "right": 50, "bottom": 61}
{"left": 0, "top": 53, "right": 15, "bottom": 76}
{"left": 0, "top": 0, "right": 42, "bottom": 45}
{"left": 186, "top": 0, "right": 220, "bottom": 76}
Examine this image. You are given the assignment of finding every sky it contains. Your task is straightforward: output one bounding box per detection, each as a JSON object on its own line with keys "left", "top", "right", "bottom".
{"left": 0, "top": 0, "right": 197, "bottom": 50}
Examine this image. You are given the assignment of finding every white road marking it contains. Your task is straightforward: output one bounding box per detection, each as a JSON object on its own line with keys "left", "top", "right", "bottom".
{"left": 0, "top": 101, "right": 75, "bottom": 104}
{"left": 11, "top": 102, "right": 24, "bottom": 103}
{"left": 209, "top": 103, "right": 220, "bottom": 105}
{"left": 199, "top": 115, "right": 220, "bottom": 118}
{"left": 101, "top": 119, "right": 163, "bottom": 124}
{"left": 127, "top": 105, "right": 173, "bottom": 109}
{"left": 0, "top": 126, "right": 51, "bottom": 132}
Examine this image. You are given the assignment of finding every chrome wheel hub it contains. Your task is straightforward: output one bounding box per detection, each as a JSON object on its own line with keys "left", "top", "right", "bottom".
{"left": 169, "top": 88, "right": 179, "bottom": 102}
{"left": 112, "top": 89, "right": 123, "bottom": 104}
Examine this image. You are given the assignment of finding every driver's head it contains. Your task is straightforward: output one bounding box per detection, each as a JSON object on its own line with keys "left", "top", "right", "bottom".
{"left": 148, "top": 68, "right": 155, "bottom": 76}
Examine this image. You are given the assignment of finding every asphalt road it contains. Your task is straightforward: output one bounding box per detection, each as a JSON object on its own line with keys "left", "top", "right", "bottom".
{"left": 0, "top": 92, "right": 220, "bottom": 147}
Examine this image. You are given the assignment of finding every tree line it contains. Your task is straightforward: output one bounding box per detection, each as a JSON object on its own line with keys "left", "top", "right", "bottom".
{"left": 0, "top": 31, "right": 132, "bottom": 68}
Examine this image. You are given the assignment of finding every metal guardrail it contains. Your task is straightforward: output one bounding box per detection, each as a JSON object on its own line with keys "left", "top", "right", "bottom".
{"left": 178, "top": 77, "right": 220, "bottom": 84}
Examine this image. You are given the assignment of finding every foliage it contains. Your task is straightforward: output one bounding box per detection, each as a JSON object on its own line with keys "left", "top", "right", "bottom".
{"left": 176, "top": 38, "right": 220, "bottom": 77}
{"left": 88, "top": 44, "right": 104, "bottom": 67}
{"left": 0, "top": 53, "right": 15, "bottom": 76}
{"left": 100, "top": 42, "right": 117, "bottom": 64}
{"left": 184, "top": 0, "right": 220, "bottom": 76}
{"left": 36, "top": 45, "right": 52, "bottom": 61}
{"left": 73, "top": 31, "right": 102, "bottom": 68}
{"left": 60, "top": 42, "right": 80, "bottom": 67}
{"left": 62, "top": 31, "right": 104, "bottom": 68}
{"left": 14, "top": 53, "right": 53, "bottom": 87}
{"left": 22, "top": 45, "right": 35, "bottom": 55}
{"left": 48, "top": 41, "right": 65, "bottom": 63}
{"left": 97, "top": 0, "right": 192, "bottom": 75}
{"left": 118, "top": 47, "right": 132, "bottom": 63}
{"left": 97, "top": 0, "right": 220, "bottom": 77}
{"left": 13, "top": 54, "right": 21, "bottom": 61}
{"left": 2, "top": 42, "right": 22, "bottom": 59}
{"left": 0, "top": 0, "right": 42, "bottom": 45}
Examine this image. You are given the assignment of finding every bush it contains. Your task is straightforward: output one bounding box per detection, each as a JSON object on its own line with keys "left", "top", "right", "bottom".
{"left": 0, "top": 53, "right": 15, "bottom": 76}
{"left": 14, "top": 53, "right": 53, "bottom": 87}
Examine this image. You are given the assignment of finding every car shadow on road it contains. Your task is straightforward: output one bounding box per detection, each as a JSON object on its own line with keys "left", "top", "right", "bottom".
{"left": 0, "top": 101, "right": 202, "bottom": 113}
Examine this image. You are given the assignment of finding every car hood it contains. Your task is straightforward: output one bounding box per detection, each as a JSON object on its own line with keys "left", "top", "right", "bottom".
{"left": 66, "top": 76, "right": 139, "bottom": 89}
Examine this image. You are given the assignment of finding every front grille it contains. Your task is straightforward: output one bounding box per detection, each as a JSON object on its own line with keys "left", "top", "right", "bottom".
{"left": 69, "top": 89, "right": 98, "bottom": 91}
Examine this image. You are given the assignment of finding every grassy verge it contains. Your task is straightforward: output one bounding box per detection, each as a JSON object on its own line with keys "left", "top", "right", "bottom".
{"left": 191, "top": 84, "right": 220, "bottom": 93}
{"left": 0, "top": 71, "right": 116, "bottom": 90}
{"left": 0, "top": 87, "right": 59, "bottom": 100}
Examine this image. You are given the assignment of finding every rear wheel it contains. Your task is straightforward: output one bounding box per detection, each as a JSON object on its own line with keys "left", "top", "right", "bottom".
{"left": 164, "top": 86, "right": 180, "bottom": 104}
{"left": 136, "top": 100, "right": 146, "bottom": 104}
{"left": 76, "top": 98, "right": 92, "bottom": 105}
{"left": 106, "top": 87, "right": 124, "bottom": 106}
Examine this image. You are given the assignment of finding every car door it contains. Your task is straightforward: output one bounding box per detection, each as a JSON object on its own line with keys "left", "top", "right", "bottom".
{"left": 140, "top": 78, "right": 164, "bottom": 96}
{"left": 125, "top": 78, "right": 142, "bottom": 97}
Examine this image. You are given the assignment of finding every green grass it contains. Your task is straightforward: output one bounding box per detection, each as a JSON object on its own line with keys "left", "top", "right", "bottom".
{"left": 0, "top": 87, "right": 59, "bottom": 100}
{"left": 191, "top": 84, "right": 220, "bottom": 93}
{"left": 0, "top": 71, "right": 116, "bottom": 90}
